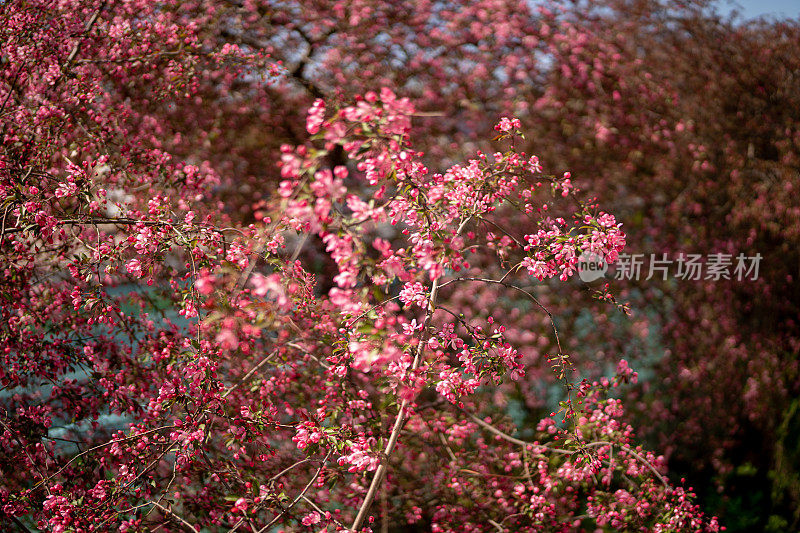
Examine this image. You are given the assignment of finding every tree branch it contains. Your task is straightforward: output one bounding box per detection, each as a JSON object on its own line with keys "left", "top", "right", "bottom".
{"left": 350, "top": 216, "right": 472, "bottom": 531}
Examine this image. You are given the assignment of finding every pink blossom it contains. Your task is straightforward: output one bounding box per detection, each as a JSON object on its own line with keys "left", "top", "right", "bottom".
{"left": 338, "top": 437, "right": 379, "bottom": 472}
{"left": 301, "top": 511, "right": 322, "bottom": 526}
{"left": 399, "top": 281, "right": 427, "bottom": 308}
{"left": 250, "top": 273, "right": 289, "bottom": 309}
{"left": 195, "top": 271, "right": 215, "bottom": 295}
{"left": 306, "top": 99, "right": 326, "bottom": 134}
{"left": 54, "top": 182, "right": 77, "bottom": 198}
{"left": 494, "top": 116, "right": 522, "bottom": 132}
{"left": 126, "top": 258, "right": 143, "bottom": 278}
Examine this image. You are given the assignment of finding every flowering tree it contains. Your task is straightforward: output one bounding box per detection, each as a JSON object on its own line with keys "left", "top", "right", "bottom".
{"left": 0, "top": 2, "right": 726, "bottom": 531}
{"left": 4, "top": 0, "right": 797, "bottom": 530}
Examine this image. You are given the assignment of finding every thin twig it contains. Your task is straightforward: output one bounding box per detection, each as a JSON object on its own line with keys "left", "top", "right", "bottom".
{"left": 222, "top": 352, "right": 276, "bottom": 398}
{"left": 442, "top": 276, "right": 562, "bottom": 354}
{"left": 148, "top": 501, "right": 199, "bottom": 533}
{"left": 65, "top": 2, "right": 107, "bottom": 66}
{"left": 254, "top": 452, "right": 331, "bottom": 533}
{"left": 463, "top": 411, "right": 669, "bottom": 487}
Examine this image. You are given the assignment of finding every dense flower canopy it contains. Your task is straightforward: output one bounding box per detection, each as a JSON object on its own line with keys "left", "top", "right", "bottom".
{"left": 1, "top": 0, "right": 798, "bottom": 531}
